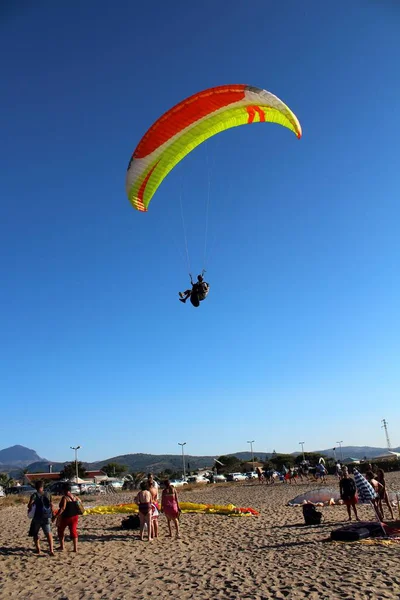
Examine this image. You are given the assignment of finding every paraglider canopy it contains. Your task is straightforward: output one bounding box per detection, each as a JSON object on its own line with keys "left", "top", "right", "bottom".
{"left": 126, "top": 84, "right": 302, "bottom": 212}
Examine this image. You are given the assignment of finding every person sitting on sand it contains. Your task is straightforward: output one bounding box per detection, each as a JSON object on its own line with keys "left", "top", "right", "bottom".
{"left": 27, "top": 480, "right": 55, "bottom": 556}
{"left": 376, "top": 468, "right": 394, "bottom": 520}
{"left": 53, "top": 482, "right": 81, "bottom": 552}
{"left": 161, "top": 480, "right": 181, "bottom": 539}
{"left": 339, "top": 467, "right": 359, "bottom": 522}
{"left": 135, "top": 482, "right": 153, "bottom": 541}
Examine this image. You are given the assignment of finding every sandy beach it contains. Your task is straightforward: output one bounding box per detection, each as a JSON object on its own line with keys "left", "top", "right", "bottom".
{"left": 1, "top": 474, "right": 400, "bottom": 600}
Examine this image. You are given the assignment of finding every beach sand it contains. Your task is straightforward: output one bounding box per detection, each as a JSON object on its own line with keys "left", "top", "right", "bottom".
{"left": 1, "top": 473, "right": 400, "bottom": 599}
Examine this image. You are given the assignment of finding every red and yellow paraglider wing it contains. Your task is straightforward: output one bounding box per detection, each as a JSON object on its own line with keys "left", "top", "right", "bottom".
{"left": 83, "top": 501, "right": 259, "bottom": 516}
{"left": 126, "top": 84, "right": 302, "bottom": 212}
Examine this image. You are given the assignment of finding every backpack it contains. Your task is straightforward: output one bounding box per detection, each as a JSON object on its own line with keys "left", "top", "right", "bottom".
{"left": 302, "top": 503, "right": 322, "bottom": 525}
{"left": 65, "top": 496, "right": 85, "bottom": 517}
{"left": 34, "top": 492, "right": 52, "bottom": 520}
{"left": 121, "top": 515, "right": 140, "bottom": 530}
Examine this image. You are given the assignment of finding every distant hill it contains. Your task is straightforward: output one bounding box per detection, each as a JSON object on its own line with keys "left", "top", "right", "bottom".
{"left": 227, "top": 452, "right": 271, "bottom": 462}
{"left": 88, "top": 453, "right": 216, "bottom": 473}
{"left": 314, "top": 446, "right": 399, "bottom": 460}
{"left": 1, "top": 445, "right": 398, "bottom": 477}
{"left": 0, "top": 445, "right": 45, "bottom": 467}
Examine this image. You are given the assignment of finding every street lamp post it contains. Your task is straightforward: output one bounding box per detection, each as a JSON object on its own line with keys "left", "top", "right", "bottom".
{"left": 299, "top": 442, "right": 305, "bottom": 462}
{"left": 70, "top": 445, "right": 81, "bottom": 482}
{"left": 247, "top": 440, "right": 255, "bottom": 471}
{"left": 178, "top": 442, "right": 187, "bottom": 480}
{"left": 336, "top": 441, "right": 343, "bottom": 462}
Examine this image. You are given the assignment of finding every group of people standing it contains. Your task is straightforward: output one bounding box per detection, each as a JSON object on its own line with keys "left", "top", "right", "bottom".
{"left": 134, "top": 474, "right": 181, "bottom": 542}
{"left": 339, "top": 465, "right": 394, "bottom": 521}
{"left": 257, "top": 462, "right": 326, "bottom": 485}
{"left": 27, "top": 480, "right": 82, "bottom": 555}
{"left": 27, "top": 474, "right": 182, "bottom": 554}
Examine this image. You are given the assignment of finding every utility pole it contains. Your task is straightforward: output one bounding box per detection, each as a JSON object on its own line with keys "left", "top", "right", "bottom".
{"left": 178, "top": 442, "right": 187, "bottom": 480}
{"left": 70, "top": 445, "right": 81, "bottom": 482}
{"left": 247, "top": 440, "right": 255, "bottom": 471}
{"left": 299, "top": 442, "right": 305, "bottom": 462}
{"left": 382, "top": 419, "right": 392, "bottom": 450}
{"left": 336, "top": 441, "right": 343, "bottom": 462}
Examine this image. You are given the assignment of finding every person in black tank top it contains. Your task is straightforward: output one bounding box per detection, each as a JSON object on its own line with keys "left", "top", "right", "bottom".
{"left": 54, "top": 482, "right": 80, "bottom": 552}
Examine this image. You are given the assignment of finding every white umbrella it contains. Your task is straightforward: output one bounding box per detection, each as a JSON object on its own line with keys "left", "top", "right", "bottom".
{"left": 70, "top": 476, "right": 86, "bottom": 484}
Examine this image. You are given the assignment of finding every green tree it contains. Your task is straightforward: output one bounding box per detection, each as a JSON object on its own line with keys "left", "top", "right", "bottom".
{"left": 263, "top": 460, "right": 274, "bottom": 471}
{"left": 269, "top": 454, "right": 295, "bottom": 471}
{"left": 18, "top": 467, "right": 29, "bottom": 482}
{"left": 124, "top": 471, "right": 146, "bottom": 489}
{"left": 101, "top": 463, "right": 127, "bottom": 477}
{"left": 294, "top": 452, "right": 326, "bottom": 466}
{"left": 157, "top": 469, "right": 181, "bottom": 481}
{"left": 217, "top": 456, "right": 243, "bottom": 473}
{"left": 59, "top": 461, "right": 87, "bottom": 480}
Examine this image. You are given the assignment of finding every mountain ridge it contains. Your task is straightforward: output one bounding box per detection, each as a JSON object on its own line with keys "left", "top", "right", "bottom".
{"left": 1, "top": 445, "right": 398, "bottom": 475}
{"left": 0, "top": 445, "right": 45, "bottom": 468}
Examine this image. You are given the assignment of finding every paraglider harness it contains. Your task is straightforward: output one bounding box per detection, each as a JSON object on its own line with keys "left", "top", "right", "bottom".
{"left": 189, "top": 271, "right": 209, "bottom": 306}
{"left": 302, "top": 503, "right": 323, "bottom": 525}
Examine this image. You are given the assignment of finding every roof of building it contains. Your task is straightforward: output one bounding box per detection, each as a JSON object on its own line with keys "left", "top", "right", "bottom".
{"left": 25, "top": 470, "right": 105, "bottom": 482}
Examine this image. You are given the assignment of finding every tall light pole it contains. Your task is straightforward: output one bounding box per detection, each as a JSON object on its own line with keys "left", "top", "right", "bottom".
{"left": 178, "top": 442, "right": 187, "bottom": 480}
{"left": 336, "top": 441, "right": 343, "bottom": 462}
{"left": 299, "top": 442, "right": 305, "bottom": 462}
{"left": 381, "top": 419, "right": 392, "bottom": 450}
{"left": 247, "top": 440, "right": 255, "bottom": 471}
{"left": 70, "top": 445, "right": 81, "bottom": 482}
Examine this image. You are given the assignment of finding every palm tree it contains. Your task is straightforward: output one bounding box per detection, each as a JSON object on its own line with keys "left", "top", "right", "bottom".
{"left": 0, "top": 473, "right": 13, "bottom": 488}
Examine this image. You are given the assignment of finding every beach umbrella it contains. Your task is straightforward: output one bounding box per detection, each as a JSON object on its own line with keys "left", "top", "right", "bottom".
{"left": 353, "top": 469, "right": 376, "bottom": 503}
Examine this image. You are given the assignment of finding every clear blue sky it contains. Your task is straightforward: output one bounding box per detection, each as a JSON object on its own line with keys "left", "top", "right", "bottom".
{"left": 1, "top": 1, "right": 399, "bottom": 462}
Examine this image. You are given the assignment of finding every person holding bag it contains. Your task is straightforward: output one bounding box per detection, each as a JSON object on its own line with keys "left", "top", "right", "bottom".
{"left": 53, "top": 482, "right": 83, "bottom": 552}
{"left": 27, "top": 480, "right": 55, "bottom": 555}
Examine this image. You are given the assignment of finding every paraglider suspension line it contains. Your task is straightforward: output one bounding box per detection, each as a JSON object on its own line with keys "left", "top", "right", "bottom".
{"left": 179, "top": 182, "right": 191, "bottom": 276}
{"left": 203, "top": 142, "right": 212, "bottom": 272}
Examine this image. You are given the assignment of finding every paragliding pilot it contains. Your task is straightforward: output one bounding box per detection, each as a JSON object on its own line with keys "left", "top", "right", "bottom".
{"left": 179, "top": 274, "right": 209, "bottom": 307}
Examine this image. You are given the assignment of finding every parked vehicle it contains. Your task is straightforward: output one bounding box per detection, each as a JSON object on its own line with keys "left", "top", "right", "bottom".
{"left": 6, "top": 485, "right": 34, "bottom": 496}
{"left": 187, "top": 475, "right": 209, "bottom": 484}
{"left": 0, "top": 485, "right": 5, "bottom": 497}
{"left": 246, "top": 471, "right": 258, "bottom": 480}
{"left": 212, "top": 474, "right": 227, "bottom": 483}
{"left": 80, "top": 483, "right": 104, "bottom": 494}
{"left": 48, "top": 482, "right": 81, "bottom": 495}
{"left": 100, "top": 479, "right": 124, "bottom": 490}
{"left": 227, "top": 473, "right": 247, "bottom": 482}
{"left": 169, "top": 479, "right": 188, "bottom": 487}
